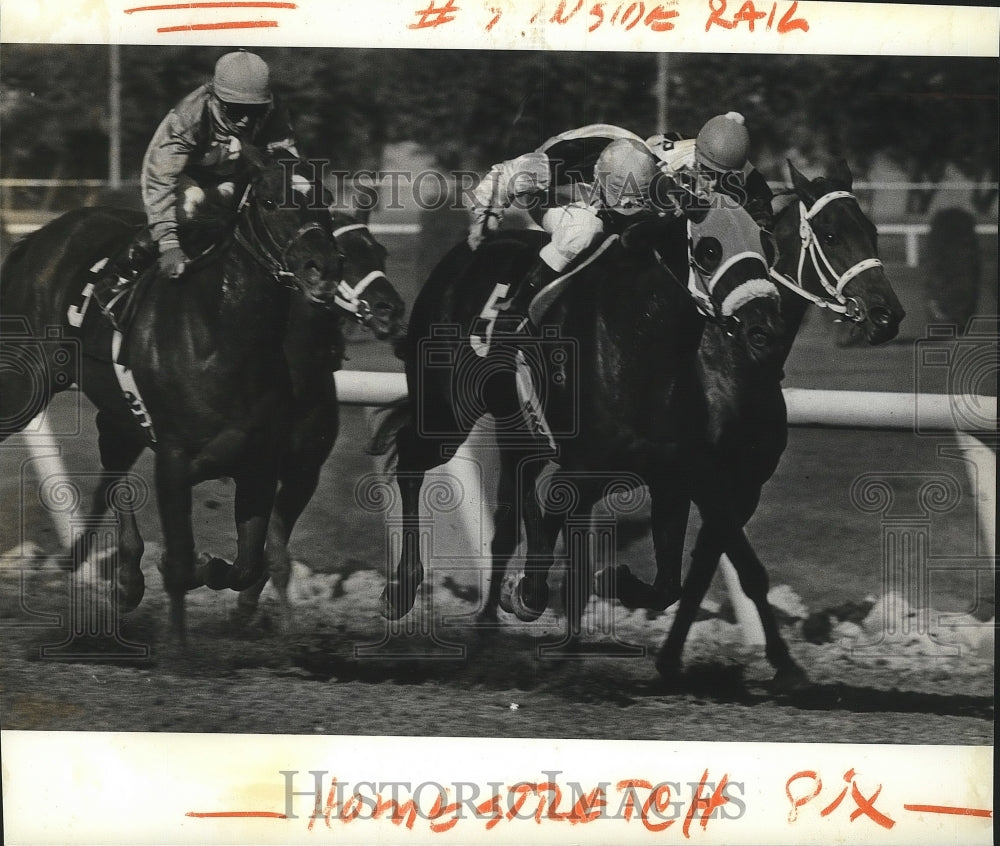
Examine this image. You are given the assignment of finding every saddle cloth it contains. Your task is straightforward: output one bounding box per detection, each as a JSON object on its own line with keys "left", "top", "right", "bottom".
{"left": 66, "top": 256, "right": 158, "bottom": 443}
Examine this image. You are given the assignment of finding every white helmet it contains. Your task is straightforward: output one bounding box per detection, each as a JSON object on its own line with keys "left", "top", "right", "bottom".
{"left": 594, "top": 138, "right": 659, "bottom": 213}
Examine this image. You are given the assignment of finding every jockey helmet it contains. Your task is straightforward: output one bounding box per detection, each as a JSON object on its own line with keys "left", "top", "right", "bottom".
{"left": 213, "top": 50, "right": 271, "bottom": 105}
{"left": 695, "top": 112, "right": 750, "bottom": 172}
{"left": 594, "top": 138, "right": 659, "bottom": 214}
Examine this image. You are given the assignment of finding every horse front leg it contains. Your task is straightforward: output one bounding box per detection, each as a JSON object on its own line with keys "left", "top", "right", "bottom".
{"left": 726, "top": 529, "right": 807, "bottom": 690}
{"left": 235, "top": 456, "right": 326, "bottom": 628}
{"left": 594, "top": 479, "right": 687, "bottom": 612}
{"left": 655, "top": 520, "right": 728, "bottom": 681}
{"left": 204, "top": 463, "right": 278, "bottom": 594}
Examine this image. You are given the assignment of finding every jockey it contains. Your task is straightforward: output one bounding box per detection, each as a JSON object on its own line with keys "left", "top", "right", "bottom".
{"left": 468, "top": 124, "right": 661, "bottom": 336}
{"left": 467, "top": 114, "right": 773, "bottom": 336}
{"left": 119, "top": 50, "right": 299, "bottom": 281}
{"left": 646, "top": 111, "right": 774, "bottom": 231}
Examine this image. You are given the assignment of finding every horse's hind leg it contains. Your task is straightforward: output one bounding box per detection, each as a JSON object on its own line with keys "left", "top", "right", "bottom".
{"left": 379, "top": 422, "right": 424, "bottom": 619}
{"left": 479, "top": 452, "right": 521, "bottom": 623}
{"left": 725, "top": 529, "right": 807, "bottom": 690}
{"left": 72, "top": 412, "right": 147, "bottom": 611}
{"left": 154, "top": 446, "right": 200, "bottom": 641}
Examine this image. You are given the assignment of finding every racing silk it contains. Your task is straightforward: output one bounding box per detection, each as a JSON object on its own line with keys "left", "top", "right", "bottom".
{"left": 140, "top": 84, "right": 298, "bottom": 248}
{"left": 652, "top": 137, "right": 774, "bottom": 230}
{"left": 512, "top": 124, "right": 647, "bottom": 214}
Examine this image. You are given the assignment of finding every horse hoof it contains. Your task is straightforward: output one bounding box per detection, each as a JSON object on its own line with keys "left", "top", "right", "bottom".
{"left": 116, "top": 572, "right": 145, "bottom": 613}
{"left": 771, "top": 663, "right": 809, "bottom": 693}
{"left": 509, "top": 578, "right": 546, "bottom": 623}
{"left": 654, "top": 650, "right": 681, "bottom": 682}
{"left": 196, "top": 554, "right": 232, "bottom": 590}
{"left": 380, "top": 581, "right": 417, "bottom": 620}
{"left": 498, "top": 573, "right": 518, "bottom": 614}
{"left": 593, "top": 565, "right": 630, "bottom": 600}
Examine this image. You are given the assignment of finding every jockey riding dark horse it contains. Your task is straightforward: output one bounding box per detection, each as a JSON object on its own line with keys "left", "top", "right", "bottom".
{"left": 0, "top": 144, "right": 358, "bottom": 643}
{"left": 376, "top": 174, "right": 783, "bottom": 630}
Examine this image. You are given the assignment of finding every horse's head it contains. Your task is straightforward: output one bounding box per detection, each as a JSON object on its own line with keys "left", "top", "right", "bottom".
{"left": 234, "top": 146, "right": 347, "bottom": 308}
{"left": 329, "top": 211, "right": 406, "bottom": 341}
{"left": 685, "top": 202, "right": 785, "bottom": 367}
{"left": 778, "top": 160, "right": 905, "bottom": 344}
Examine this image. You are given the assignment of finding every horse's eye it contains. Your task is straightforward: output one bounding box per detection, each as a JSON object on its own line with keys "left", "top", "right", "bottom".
{"left": 821, "top": 230, "right": 837, "bottom": 246}
{"left": 262, "top": 199, "right": 278, "bottom": 211}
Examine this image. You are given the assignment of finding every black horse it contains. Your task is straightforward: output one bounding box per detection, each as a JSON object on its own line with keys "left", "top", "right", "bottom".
{"left": 586, "top": 160, "right": 906, "bottom": 686}
{"left": 0, "top": 148, "right": 381, "bottom": 641}
{"left": 234, "top": 211, "right": 406, "bottom": 624}
{"left": 378, "top": 201, "right": 782, "bottom": 634}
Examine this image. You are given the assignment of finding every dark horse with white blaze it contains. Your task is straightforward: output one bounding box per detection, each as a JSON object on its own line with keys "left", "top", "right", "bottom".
{"left": 584, "top": 160, "right": 904, "bottom": 685}
{"left": 234, "top": 211, "right": 405, "bottom": 622}
{"left": 378, "top": 201, "right": 783, "bottom": 637}
{"left": 0, "top": 147, "right": 401, "bottom": 640}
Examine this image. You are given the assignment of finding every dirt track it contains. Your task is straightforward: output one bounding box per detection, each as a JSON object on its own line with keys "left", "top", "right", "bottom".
{"left": 0, "top": 260, "right": 995, "bottom": 746}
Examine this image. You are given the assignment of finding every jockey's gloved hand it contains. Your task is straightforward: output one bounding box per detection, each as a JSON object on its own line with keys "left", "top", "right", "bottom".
{"left": 158, "top": 245, "right": 189, "bottom": 278}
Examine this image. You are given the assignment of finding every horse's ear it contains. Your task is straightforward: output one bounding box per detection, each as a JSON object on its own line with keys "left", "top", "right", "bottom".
{"left": 828, "top": 158, "right": 854, "bottom": 191}
{"left": 787, "top": 159, "right": 815, "bottom": 204}
{"left": 353, "top": 205, "right": 372, "bottom": 225}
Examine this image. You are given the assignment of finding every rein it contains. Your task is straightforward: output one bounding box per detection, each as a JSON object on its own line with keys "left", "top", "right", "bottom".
{"left": 231, "top": 183, "right": 334, "bottom": 292}
{"left": 769, "top": 190, "right": 883, "bottom": 320}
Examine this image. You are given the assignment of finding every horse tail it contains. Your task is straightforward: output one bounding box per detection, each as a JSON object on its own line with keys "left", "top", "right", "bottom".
{"left": 365, "top": 398, "right": 411, "bottom": 474}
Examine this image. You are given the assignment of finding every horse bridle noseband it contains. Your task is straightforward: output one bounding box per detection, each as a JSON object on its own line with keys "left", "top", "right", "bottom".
{"left": 329, "top": 221, "right": 390, "bottom": 320}
{"left": 769, "top": 190, "right": 883, "bottom": 321}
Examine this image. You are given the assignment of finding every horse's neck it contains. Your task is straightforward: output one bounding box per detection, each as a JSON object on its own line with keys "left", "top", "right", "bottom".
{"left": 284, "top": 300, "right": 343, "bottom": 381}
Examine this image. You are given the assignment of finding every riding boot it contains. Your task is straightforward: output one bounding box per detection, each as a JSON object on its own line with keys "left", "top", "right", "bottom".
{"left": 494, "top": 259, "right": 561, "bottom": 337}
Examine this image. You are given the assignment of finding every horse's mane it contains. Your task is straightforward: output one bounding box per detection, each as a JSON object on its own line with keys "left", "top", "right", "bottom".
{"left": 177, "top": 143, "right": 303, "bottom": 251}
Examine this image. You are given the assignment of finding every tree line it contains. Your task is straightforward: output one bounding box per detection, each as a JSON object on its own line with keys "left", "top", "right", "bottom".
{"left": 1, "top": 45, "right": 996, "bottom": 213}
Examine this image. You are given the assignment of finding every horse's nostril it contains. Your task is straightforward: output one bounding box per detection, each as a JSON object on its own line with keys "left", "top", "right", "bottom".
{"left": 870, "top": 307, "right": 893, "bottom": 327}
{"left": 748, "top": 327, "right": 772, "bottom": 349}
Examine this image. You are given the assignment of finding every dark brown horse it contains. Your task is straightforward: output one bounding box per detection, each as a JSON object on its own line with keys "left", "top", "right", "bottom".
{"left": 234, "top": 211, "right": 406, "bottom": 624}
{"left": 376, "top": 202, "right": 782, "bottom": 640}
{"left": 0, "top": 148, "right": 375, "bottom": 641}
{"left": 590, "top": 160, "right": 905, "bottom": 686}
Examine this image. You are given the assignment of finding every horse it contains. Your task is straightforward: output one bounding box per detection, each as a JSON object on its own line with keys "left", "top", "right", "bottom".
{"left": 233, "top": 210, "right": 406, "bottom": 624}
{"left": 0, "top": 147, "right": 373, "bottom": 642}
{"left": 584, "top": 160, "right": 906, "bottom": 687}
{"left": 377, "top": 200, "right": 783, "bottom": 637}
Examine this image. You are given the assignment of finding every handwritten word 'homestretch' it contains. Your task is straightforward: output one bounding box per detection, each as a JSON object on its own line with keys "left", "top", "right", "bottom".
{"left": 409, "top": 0, "right": 809, "bottom": 35}
{"left": 277, "top": 770, "right": 747, "bottom": 833}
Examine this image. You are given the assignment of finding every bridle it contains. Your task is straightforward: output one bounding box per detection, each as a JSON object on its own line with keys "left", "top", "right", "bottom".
{"left": 769, "top": 190, "right": 883, "bottom": 321}
{"left": 232, "top": 182, "right": 337, "bottom": 296}
{"left": 329, "top": 221, "right": 390, "bottom": 319}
